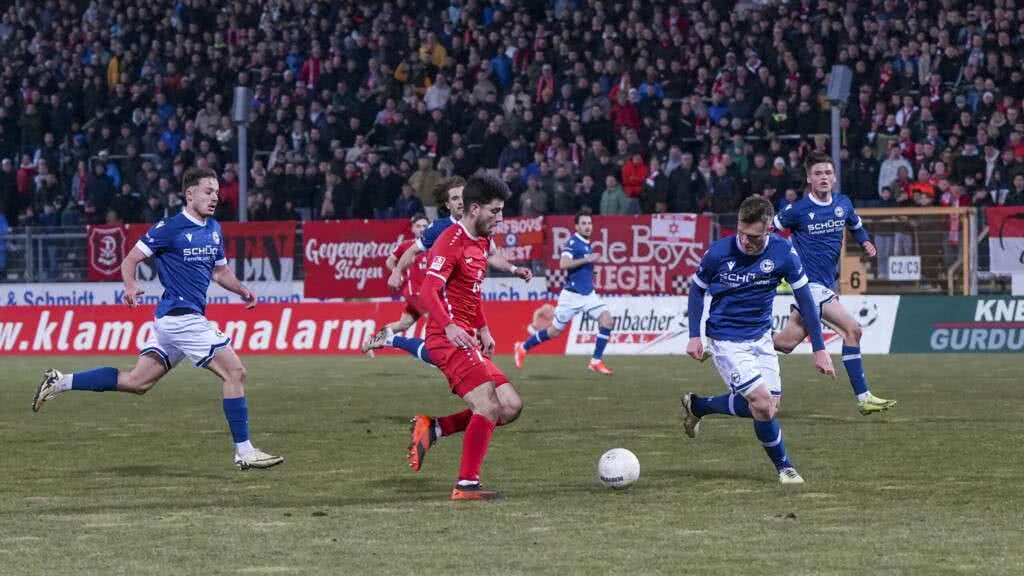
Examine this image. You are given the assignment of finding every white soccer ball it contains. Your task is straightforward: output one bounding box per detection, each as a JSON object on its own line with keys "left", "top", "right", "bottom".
{"left": 597, "top": 448, "right": 640, "bottom": 489}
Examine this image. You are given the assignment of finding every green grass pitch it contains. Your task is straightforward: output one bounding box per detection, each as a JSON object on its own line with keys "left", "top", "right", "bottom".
{"left": 1, "top": 354, "right": 1022, "bottom": 575}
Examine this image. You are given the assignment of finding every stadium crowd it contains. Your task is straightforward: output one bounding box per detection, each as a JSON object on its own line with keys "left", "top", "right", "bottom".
{"left": 2, "top": 0, "right": 1024, "bottom": 230}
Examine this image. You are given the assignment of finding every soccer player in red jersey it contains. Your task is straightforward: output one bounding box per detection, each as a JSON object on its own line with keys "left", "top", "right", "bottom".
{"left": 360, "top": 213, "right": 435, "bottom": 363}
{"left": 407, "top": 174, "right": 523, "bottom": 501}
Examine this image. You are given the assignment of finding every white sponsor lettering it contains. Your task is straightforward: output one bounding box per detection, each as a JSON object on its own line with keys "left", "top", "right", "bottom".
{"left": 931, "top": 328, "right": 1024, "bottom": 351}
{"left": 974, "top": 299, "right": 1024, "bottom": 322}
{"left": 304, "top": 238, "right": 398, "bottom": 266}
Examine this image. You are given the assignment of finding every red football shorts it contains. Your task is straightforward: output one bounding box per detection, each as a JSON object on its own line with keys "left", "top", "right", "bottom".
{"left": 426, "top": 333, "right": 510, "bottom": 397}
{"left": 403, "top": 293, "right": 426, "bottom": 318}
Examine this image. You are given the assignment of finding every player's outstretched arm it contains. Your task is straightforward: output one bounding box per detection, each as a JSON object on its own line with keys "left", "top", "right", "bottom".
{"left": 792, "top": 284, "right": 835, "bottom": 378}
{"left": 486, "top": 251, "right": 532, "bottom": 280}
{"left": 389, "top": 243, "right": 423, "bottom": 291}
{"left": 847, "top": 206, "right": 876, "bottom": 256}
{"left": 121, "top": 246, "right": 149, "bottom": 308}
{"left": 686, "top": 278, "right": 707, "bottom": 360}
{"left": 213, "top": 264, "right": 256, "bottom": 309}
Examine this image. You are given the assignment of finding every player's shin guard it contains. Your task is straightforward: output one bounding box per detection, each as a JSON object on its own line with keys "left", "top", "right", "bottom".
{"left": 753, "top": 418, "right": 791, "bottom": 471}
{"left": 841, "top": 345, "right": 870, "bottom": 398}
{"left": 393, "top": 336, "right": 434, "bottom": 365}
{"left": 592, "top": 326, "right": 612, "bottom": 360}
{"left": 70, "top": 367, "right": 118, "bottom": 391}
{"left": 522, "top": 329, "right": 550, "bottom": 351}
{"left": 457, "top": 413, "right": 496, "bottom": 483}
{"left": 222, "top": 397, "right": 250, "bottom": 446}
{"left": 692, "top": 393, "right": 752, "bottom": 418}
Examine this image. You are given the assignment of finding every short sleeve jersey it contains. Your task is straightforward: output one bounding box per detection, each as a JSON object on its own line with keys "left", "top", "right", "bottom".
{"left": 135, "top": 211, "right": 227, "bottom": 318}
{"left": 773, "top": 193, "right": 864, "bottom": 289}
{"left": 423, "top": 222, "right": 490, "bottom": 334}
{"left": 693, "top": 234, "right": 809, "bottom": 342}
{"left": 392, "top": 238, "right": 427, "bottom": 297}
{"left": 561, "top": 233, "right": 596, "bottom": 295}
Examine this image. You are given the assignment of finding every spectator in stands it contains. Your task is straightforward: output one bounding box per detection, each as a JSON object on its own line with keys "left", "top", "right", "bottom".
{"left": 394, "top": 183, "right": 425, "bottom": 219}
{"left": 520, "top": 175, "right": 548, "bottom": 217}
{"left": 621, "top": 152, "right": 647, "bottom": 214}
{"left": 879, "top": 145, "right": 914, "bottom": 194}
{"left": 641, "top": 158, "right": 669, "bottom": 213}
{"left": 600, "top": 175, "right": 628, "bottom": 215}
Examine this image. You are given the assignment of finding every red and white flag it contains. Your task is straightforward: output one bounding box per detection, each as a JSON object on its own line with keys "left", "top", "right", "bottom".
{"left": 987, "top": 207, "right": 1024, "bottom": 273}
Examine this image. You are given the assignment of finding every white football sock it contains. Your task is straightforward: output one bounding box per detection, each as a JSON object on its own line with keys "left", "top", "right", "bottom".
{"left": 235, "top": 440, "right": 255, "bottom": 455}
{"left": 56, "top": 374, "right": 73, "bottom": 392}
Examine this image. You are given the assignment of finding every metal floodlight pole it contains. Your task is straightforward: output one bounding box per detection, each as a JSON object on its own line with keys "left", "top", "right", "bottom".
{"left": 232, "top": 87, "right": 253, "bottom": 222}
{"left": 825, "top": 65, "right": 853, "bottom": 195}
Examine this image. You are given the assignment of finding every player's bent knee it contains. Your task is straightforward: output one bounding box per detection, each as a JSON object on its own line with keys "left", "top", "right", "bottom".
{"left": 747, "top": 395, "right": 775, "bottom": 420}
{"left": 547, "top": 325, "right": 563, "bottom": 338}
{"left": 500, "top": 398, "right": 523, "bottom": 424}
{"left": 847, "top": 323, "right": 863, "bottom": 344}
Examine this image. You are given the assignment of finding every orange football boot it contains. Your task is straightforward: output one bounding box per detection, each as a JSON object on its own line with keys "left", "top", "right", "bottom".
{"left": 407, "top": 415, "right": 435, "bottom": 472}
{"left": 513, "top": 341, "right": 527, "bottom": 369}
{"left": 588, "top": 360, "right": 614, "bottom": 375}
{"left": 450, "top": 483, "right": 502, "bottom": 501}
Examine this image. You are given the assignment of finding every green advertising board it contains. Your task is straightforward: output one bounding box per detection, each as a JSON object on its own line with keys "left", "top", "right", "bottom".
{"left": 891, "top": 297, "right": 1024, "bottom": 352}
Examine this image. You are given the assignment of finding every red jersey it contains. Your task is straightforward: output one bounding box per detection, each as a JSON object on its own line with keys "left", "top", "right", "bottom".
{"left": 423, "top": 222, "right": 489, "bottom": 335}
{"left": 391, "top": 239, "right": 427, "bottom": 297}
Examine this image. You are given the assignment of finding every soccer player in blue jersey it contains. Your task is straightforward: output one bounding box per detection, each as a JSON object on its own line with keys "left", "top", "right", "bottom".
{"left": 369, "top": 176, "right": 531, "bottom": 362}
{"left": 772, "top": 152, "right": 897, "bottom": 415}
{"left": 32, "top": 167, "right": 284, "bottom": 470}
{"left": 514, "top": 208, "right": 615, "bottom": 375}
{"left": 680, "top": 196, "right": 835, "bottom": 484}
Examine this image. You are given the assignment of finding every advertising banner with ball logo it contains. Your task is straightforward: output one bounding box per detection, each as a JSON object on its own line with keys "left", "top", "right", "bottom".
{"left": 303, "top": 219, "right": 413, "bottom": 298}
{"left": 769, "top": 295, "right": 901, "bottom": 354}
{"left": 544, "top": 214, "right": 712, "bottom": 295}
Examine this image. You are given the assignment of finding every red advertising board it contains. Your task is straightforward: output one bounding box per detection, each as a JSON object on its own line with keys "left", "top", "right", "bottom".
{"left": 303, "top": 220, "right": 414, "bottom": 298}
{"left": 0, "top": 302, "right": 567, "bottom": 356}
{"left": 491, "top": 216, "right": 546, "bottom": 261}
{"left": 87, "top": 221, "right": 296, "bottom": 283}
{"left": 544, "top": 214, "right": 711, "bottom": 294}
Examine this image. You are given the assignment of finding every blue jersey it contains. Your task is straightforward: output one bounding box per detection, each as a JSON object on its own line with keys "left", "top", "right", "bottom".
{"left": 693, "top": 235, "right": 809, "bottom": 342}
{"left": 136, "top": 211, "right": 227, "bottom": 318}
{"left": 561, "top": 233, "right": 596, "bottom": 295}
{"left": 774, "top": 193, "right": 865, "bottom": 290}
{"left": 416, "top": 216, "right": 457, "bottom": 251}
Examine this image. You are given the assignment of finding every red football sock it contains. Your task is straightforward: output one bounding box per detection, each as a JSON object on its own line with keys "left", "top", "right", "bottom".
{"left": 437, "top": 409, "right": 472, "bottom": 437}
{"left": 457, "top": 413, "right": 496, "bottom": 483}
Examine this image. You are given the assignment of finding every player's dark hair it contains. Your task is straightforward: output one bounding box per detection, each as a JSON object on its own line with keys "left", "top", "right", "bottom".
{"left": 462, "top": 173, "right": 509, "bottom": 208}
{"left": 410, "top": 212, "right": 428, "bottom": 225}
{"left": 182, "top": 166, "right": 218, "bottom": 194}
{"left": 432, "top": 176, "right": 466, "bottom": 208}
{"left": 574, "top": 207, "right": 593, "bottom": 224}
{"left": 804, "top": 151, "right": 834, "bottom": 174}
{"left": 738, "top": 195, "right": 775, "bottom": 225}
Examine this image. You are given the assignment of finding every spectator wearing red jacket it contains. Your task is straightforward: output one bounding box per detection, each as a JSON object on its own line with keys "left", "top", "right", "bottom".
{"left": 621, "top": 152, "right": 647, "bottom": 214}
{"left": 611, "top": 90, "right": 641, "bottom": 135}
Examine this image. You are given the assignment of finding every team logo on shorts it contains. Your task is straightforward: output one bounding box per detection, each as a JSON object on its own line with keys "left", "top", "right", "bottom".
{"left": 834, "top": 206, "right": 845, "bottom": 218}
{"left": 430, "top": 256, "right": 446, "bottom": 271}
{"left": 759, "top": 259, "right": 775, "bottom": 273}
{"left": 729, "top": 370, "right": 742, "bottom": 384}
